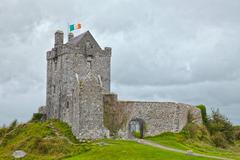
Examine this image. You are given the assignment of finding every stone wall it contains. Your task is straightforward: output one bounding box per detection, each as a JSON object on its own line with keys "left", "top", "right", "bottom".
{"left": 75, "top": 72, "right": 109, "bottom": 139}
{"left": 103, "top": 94, "right": 202, "bottom": 139}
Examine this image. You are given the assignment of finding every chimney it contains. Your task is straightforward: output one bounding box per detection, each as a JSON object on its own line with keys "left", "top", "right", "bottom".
{"left": 104, "top": 47, "right": 112, "bottom": 56}
{"left": 68, "top": 32, "right": 74, "bottom": 41}
{"left": 54, "top": 30, "right": 64, "bottom": 47}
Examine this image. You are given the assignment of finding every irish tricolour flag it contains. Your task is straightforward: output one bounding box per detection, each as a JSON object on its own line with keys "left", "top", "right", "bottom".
{"left": 69, "top": 23, "right": 81, "bottom": 32}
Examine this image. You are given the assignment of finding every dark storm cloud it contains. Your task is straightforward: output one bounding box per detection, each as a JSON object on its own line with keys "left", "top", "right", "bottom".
{"left": 0, "top": 0, "right": 240, "bottom": 125}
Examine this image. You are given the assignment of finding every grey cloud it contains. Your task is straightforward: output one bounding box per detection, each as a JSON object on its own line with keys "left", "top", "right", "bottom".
{"left": 0, "top": 0, "right": 239, "bottom": 125}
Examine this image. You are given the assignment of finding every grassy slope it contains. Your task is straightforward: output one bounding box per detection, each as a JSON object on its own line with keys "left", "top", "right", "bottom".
{"left": 66, "top": 139, "right": 213, "bottom": 160}
{"left": 0, "top": 120, "right": 91, "bottom": 160}
{"left": 1, "top": 120, "right": 239, "bottom": 160}
{"left": 146, "top": 132, "right": 240, "bottom": 160}
{"left": 0, "top": 120, "right": 215, "bottom": 160}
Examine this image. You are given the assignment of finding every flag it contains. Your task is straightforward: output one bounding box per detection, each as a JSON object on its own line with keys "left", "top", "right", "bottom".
{"left": 69, "top": 23, "right": 81, "bottom": 32}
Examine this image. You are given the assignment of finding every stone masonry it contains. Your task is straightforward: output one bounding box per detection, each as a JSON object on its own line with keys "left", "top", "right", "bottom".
{"left": 44, "top": 30, "right": 110, "bottom": 139}
{"left": 39, "top": 30, "right": 202, "bottom": 140}
{"left": 103, "top": 94, "right": 202, "bottom": 139}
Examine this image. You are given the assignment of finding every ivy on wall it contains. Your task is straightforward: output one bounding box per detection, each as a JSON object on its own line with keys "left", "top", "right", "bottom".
{"left": 103, "top": 94, "right": 130, "bottom": 137}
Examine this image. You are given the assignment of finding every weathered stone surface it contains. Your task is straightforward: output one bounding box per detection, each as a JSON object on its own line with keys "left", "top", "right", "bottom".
{"left": 103, "top": 94, "right": 202, "bottom": 139}
{"left": 45, "top": 30, "right": 111, "bottom": 139}
{"left": 12, "top": 150, "right": 27, "bottom": 158}
{"left": 40, "top": 30, "right": 202, "bottom": 140}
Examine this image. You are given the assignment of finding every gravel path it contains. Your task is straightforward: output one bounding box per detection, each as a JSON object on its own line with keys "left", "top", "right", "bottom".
{"left": 136, "top": 139, "right": 234, "bottom": 160}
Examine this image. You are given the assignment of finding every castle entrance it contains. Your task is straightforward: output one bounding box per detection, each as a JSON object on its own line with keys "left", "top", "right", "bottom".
{"left": 128, "top": 118, "right": 144, "bottom": 139}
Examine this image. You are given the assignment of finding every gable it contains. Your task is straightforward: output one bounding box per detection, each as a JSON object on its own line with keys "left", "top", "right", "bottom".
{"left": 67, "top": 31, "right": 102, "bottom": 50}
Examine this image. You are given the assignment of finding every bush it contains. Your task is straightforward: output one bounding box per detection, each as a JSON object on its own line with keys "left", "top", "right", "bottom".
{"left": 211, "top": 132, "right": 228, "bottom": 148}
{"left": 196, "top": 105, "right": 208, "bottom": 125}
{"left": 31, "top": 113, "right": 44, "bottom": 122}
{"left": 182, "top": 123, "right": 211, "bottom": 142}
{"left": 184, "top": 106, "right": 237, "bottom": 148}
{"left": 234, "top": 126, "right": 240, "bottom": 140}
{"left": 207, "top": 109, "right": 235, "bottom": 143}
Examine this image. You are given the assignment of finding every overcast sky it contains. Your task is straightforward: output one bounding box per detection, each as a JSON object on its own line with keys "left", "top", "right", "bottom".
{"left": 0, "top": 0, "right": 240, "bottom": 125}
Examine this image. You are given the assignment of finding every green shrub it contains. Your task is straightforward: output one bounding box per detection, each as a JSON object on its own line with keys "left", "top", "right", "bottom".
{"left": 211, "top": 132, "right": 228, "bottom": 148}
{"left": 182, "top": 123, "right": 211, "bottom": 142}
{"left": 196, "top": 105, "right": 208, "bottom": 125}
{"left": 183, "top": 106, "right": 237, "bottom": 148}
{"left": 234, "top": 126, "right": 240, "bottom": 140}
{"left": 31, "top": 113, "right": 44, "bottom": 122}
{"left": 207, "top": 109, "right": 235, "bottom": 143}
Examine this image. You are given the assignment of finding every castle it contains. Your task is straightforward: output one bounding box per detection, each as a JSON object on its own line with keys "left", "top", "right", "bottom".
{"left": 39, "top": 30, "right": 202, "bottom": 140}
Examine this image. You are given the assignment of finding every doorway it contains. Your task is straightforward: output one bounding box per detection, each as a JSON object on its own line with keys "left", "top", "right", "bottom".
{"left": 129, "top": 118, "right": 144, "bottom": 139}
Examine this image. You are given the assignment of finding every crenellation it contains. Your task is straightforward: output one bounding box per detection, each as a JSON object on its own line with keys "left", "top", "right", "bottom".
{"left": 54, "top": 30, "right": 64, "bottom": 47}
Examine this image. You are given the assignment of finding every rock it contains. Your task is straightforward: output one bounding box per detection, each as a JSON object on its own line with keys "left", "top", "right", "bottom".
{"left": 186, "top": 150, "right": 194, "bottom": 156}
{"left": 97, "top": 142, "right": 109, "bottom": 146}
{"left": 12, "top": 150, "right": 27, "bottom": 158}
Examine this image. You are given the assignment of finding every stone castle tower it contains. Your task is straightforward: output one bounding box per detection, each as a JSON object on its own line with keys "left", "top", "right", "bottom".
{"left": 45, "top": 30, "right": 111, "bottom": 139}
{"left": 40, "top": 30, "right": 202, "bottom": 140}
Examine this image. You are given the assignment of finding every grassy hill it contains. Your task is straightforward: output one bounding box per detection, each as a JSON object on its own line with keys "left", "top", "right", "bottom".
{"left": 0, "top": 119, "right": 239, "bottom": 160}
{"left": 0, "top": 119, "right": 99, "bottom": 160}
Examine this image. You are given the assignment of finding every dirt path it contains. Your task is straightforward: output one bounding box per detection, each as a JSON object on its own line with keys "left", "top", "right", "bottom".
{"left": 136, "top": 139, "right": 233, "bottom": 160}
{"left": 47, "top": 122, "right": 77, "bottom": 145}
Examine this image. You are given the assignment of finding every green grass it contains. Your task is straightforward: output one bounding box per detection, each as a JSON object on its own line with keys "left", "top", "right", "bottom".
{"left": 51, "top": 120, "right": 79, "bottom": 143}
{"left": 146, "top": 132, "right": 240, "bottom": 160}
{"left": 0, "top": 120, "right": 91, "bottom": 160}
{"left": 0, "top": 120, "right": 216, "bottom": 160}
{"left": 66, "top": 139, "right": 214, "bottom": 160}
{"left": 1, "top": 120, "right": 239, "bottom": 160}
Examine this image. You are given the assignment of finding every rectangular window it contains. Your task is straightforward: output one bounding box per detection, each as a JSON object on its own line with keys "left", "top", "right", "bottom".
{"left": 53, "top": 85, "right": 56, "bottom": 94}
{"left": 66, "top": 101, "right": 69, "bottom": 109}
{"left": 54, "top": 61, "right": 57, "bottom": 70}
{"left": 60, "top": 56, "right": 62, "bottom": 69}
{"left": 87, "top": 61, "right": 92, "bottom": 69}
{"left": 87, "top": 56, "right": 93, "bottom": 69}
